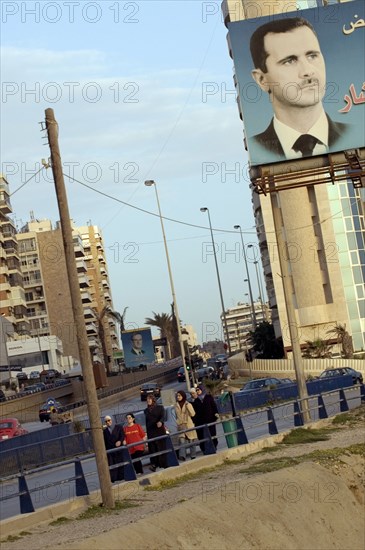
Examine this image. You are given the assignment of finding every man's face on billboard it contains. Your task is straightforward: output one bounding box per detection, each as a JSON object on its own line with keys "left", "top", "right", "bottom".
{"left": 132, "top": 334, "right": 143, "bottom": 350}
{"left": 253, "top": 26, "right": 326, "bottom": 110}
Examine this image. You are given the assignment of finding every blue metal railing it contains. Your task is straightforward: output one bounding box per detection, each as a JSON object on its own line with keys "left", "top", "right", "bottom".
{"left": 1, "top": 383, "right": 363, "bottom": 516}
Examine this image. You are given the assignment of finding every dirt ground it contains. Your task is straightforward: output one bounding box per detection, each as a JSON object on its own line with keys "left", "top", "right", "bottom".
{"left": 1, "top": 406, "right": 364, "bottom": 550}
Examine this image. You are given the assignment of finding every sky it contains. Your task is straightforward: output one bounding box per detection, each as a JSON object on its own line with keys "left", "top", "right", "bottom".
{"left": 1, "top": 0, "right": 271, "bottom": 345}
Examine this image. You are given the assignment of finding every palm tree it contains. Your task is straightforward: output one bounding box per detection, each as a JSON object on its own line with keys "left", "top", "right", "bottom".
{"left": 170, "top": 303, "right": 181, "bottom": 358}
{"left": 326, "top": 323, "right": 354, "bottom": 358}
{"left": 302, "top": 338, "right": 333, "bottom": 358}
{"left": 109, "top": 307, "right": 129, "bottom": 339}
{"left": 96, "top": 306, "right": 128, "bottom": 373}
{"left": 145, "top": 311, "right": 173, "bottom": 359}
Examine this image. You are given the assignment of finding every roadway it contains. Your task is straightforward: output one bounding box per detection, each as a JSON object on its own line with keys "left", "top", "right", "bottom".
{"left": 1, "top": 383, "right": 361, "bottom": 520}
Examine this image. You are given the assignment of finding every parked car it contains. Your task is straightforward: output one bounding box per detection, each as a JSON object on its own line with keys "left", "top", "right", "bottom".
{"left": 16, "top": 372, "right": 28, "bottom": 381}
{"left": 215, "top": 354, "right": 228, "bottom": 366}
{"left": 195, "top": 366, "right": 215, "bottom": 382}
{"left": 40, "top": 369, "right": 61, "bottom": 381}
{"left": 39, "top": 397, "right": 62, "bottom": 422}
{"left": 24, "top": 382, "right": 47, "bottom": 393}
{"left": 140, "top": 382, "right": 161, "bottom": 401}
{"left": 319, "top": 367, "right": 363, "bottom": 385}
{"left": 177, "top": 366, "right": 186, "bottom": 383}
{"left": 241, "top": 377, "right": 292, "bottom": 392}
{"left": 0, "top": 418, "right": 28, "bottom": 441}
{"left": 0, "top": 389, "right": 6, "bottom": 402}
{"left": 29, "top": 371, "right": 40, "bottom": 379}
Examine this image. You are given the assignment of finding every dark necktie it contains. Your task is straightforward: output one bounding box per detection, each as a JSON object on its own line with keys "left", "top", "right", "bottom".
{"left": 292, "top": 134, "right": 319, "bottom": 156}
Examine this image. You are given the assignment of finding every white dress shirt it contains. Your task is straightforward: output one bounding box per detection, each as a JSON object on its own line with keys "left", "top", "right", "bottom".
{"left": 274, "top": 111, "right": 329, "bottom": 159}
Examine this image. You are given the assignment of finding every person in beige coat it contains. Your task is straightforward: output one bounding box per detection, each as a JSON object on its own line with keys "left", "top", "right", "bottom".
{"left": 175, "top": 390, "right": 197, "bottom": 461}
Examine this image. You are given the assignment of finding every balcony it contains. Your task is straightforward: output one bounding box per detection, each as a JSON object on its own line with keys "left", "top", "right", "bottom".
{"left": 86, "top": 322, "right": 98, "bottom": 334}
{"left": 78, "top": 274, "right": 90, "bottom": 288}
{"left": 81, "top": 291, "right": 92, "bottom": 303}
{"left": 87, "top": 338, "right": 99, "bottom": 349}
{"left": 76, "top": 259, "right": 88, "bottom": 272}
{"left": 73, "top": 244, "right": 85, "bottom": 258}
{"left": 27, "top": 309, "right": 47, "bottom": 318}
{"left": 0, "top": 194, "right": 11, "bottom": 214}
{"left": 83, "top": 307, "right": 96, "bottom": 319}
{"left": 27, "top": 294, "right": 45, "bottom": 303}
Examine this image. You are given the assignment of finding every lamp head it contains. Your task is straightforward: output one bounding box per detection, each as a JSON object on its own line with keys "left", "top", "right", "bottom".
{"left": 233, "top": 225, "right": 240, "bottom": 230}
{"left": 200, "top": 207, "right": 208, "bottom": 213}
{"left": 144, "top": 180, "right": 155, "bottom": 187}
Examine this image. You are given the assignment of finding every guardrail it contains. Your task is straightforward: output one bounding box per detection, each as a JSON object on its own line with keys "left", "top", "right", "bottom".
{"left": 1, "top": 383, "right": 363, "bottom": 516}
{"left": 0, "top": 380, "right": 70, "bottom": 402}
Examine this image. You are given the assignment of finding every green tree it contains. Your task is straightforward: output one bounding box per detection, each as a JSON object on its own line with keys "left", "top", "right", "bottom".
{"left": 145, "top": 311, "right": 174, "bottom": 359}
{"left": 302, "top": 338, "right": 333, "bottom": 358}
{"left": 250, "top": 321, "right": 284, "bottom": 359}
{"left": 326, "top": 323, "right": 354, "bottom": 359}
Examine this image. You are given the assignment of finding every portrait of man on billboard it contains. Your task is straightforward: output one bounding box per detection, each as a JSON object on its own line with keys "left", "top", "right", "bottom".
{"left": 249, "top": 17, "right": 349, "bottom": 160}
{"left": 121, "top": 328, "right": 155, "bottom": 369}
{"left": 130, "top": 333, "right": 145, "bottom": 356}
{"left": 228, "top": 1, "right": 365, "bottom": 165}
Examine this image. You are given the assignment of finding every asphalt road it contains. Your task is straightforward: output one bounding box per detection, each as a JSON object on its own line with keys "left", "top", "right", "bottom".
{"left": 1, "top": 385, "right": 361, "bottom": 521}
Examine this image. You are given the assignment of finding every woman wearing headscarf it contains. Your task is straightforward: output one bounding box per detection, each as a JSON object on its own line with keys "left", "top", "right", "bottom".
{"left": 144, "top": 394, "right": 167, "bottom": 471}
{"left": 175, "top": 390, "right": 197, "bottom": 461}
{"left": 190, "top": 387, "right": 205, "bottom": 453}
{"left": 196, "top": 384, "right": 219, "bottom": 449}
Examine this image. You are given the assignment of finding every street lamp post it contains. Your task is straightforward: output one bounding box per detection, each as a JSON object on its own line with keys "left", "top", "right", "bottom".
{"left": 234, "top": 225, "right": 257, "bottom": 329}
{"left": 145, "top": 180, "right": 191, "bottom": 391}
{"left": 253, "top": 259, "right": 266, "bottom": 320}
{"left": 201, "top": 207, "right": 231, "bottom": 355}
{"left": 244, "top": 293, "right": 254, "bottom": 327}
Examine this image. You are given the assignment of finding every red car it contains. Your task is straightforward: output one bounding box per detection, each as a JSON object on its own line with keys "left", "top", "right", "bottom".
{"left": 0, "top": 418, "right": 28, "bottom": 442}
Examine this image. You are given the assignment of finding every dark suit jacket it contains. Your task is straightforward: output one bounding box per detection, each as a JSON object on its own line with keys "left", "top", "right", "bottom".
{"left": 252, "top": 115, "right": 350, "bottom": 160}
{"left": 131, "top": 348, "right": 145, "bottom": 355}
{"left": 103, "top": 424, "right": 125, "bottom": 450}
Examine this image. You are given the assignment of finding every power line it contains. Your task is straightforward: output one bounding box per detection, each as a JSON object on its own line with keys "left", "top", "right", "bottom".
{"left": 9, "top": 167, "right": 45, "bottom": 196}
{"left": 63, "top": 172, "right": 255, "bottom": 235}
{"left": 65, "top": 171, "right": 362, "bottom": 238}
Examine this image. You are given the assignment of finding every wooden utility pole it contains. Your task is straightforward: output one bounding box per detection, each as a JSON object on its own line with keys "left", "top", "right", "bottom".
{"left": 45, "top": 108, "right": 114, "bottom": 508}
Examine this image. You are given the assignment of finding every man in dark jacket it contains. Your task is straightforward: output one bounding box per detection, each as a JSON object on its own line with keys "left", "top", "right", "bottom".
{"left": 190, "top": 388, "right": 206, "bottom": 453}
{"left": 144, "top": 395, "right": 167, "bottom": 471}
{"left": 197, "top": 385, "right": 219, "bottom": 449}
{"left": 103, "top": 415, "right": 125, "bottom": 482}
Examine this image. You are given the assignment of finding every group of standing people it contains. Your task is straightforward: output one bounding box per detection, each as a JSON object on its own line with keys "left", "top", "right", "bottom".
{"left": 102, "top": 393, "right": 168, "bottom": 481}
{"left": 102, "top": 384, "right": 220, "bottom": 481}
{"left": 174, "top": 385, "right": 219, "bottom": 459}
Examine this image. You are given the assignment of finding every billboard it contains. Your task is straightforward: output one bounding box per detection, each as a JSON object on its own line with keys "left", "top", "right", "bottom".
{"left": 121, "top": 328, "right": 155, "bottom": 369}
{"left": 228, "top": 0, "right": 365, "bottom": 166}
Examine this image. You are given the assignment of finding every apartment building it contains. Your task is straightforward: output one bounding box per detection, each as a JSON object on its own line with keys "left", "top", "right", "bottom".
{"left": 222, "top": 301, "right": 270, "bottom": 353}
{"left": 0, "top": 175, "right": 29, "bottom": 335}
{"left": 222, "top": 0, "right": 365, "bottom": 354}
{"left": 77, "top": 224, "right": 119, "bottom": 371}
{"left": 16, "top": 219, "right": 119, "bottom": 371}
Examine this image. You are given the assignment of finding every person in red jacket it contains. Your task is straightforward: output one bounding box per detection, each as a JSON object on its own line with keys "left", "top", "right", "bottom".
{"left": 123, "top": 413, "right": 147, "bottom": 475}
